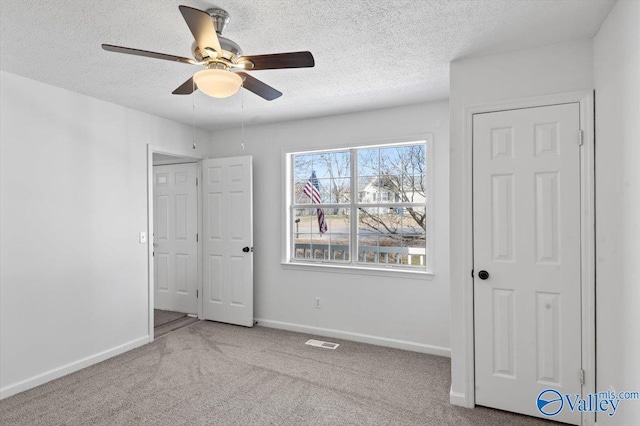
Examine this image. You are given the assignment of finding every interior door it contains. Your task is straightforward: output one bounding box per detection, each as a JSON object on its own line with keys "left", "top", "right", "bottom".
{"left": 202, "top": 156, "right": 254, "bottom": 327}
{"left": 153, "top": 163, "right": 198, "bottom": 314}
{"left": 473, "top": 103, "right": 582, "bottom": 424}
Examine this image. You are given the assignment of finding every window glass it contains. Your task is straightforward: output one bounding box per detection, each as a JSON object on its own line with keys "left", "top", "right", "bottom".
{"left": 289, "top": 141, "right": 429, "bottom": 271}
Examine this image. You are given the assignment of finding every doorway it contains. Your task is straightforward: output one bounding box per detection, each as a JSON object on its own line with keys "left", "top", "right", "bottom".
{"left": 153, "top": 161, "right": 198, "bottom": 314}
{"left": 473, "top": 103, "right": 582, "bottom": 424}
{"left": 146, "top": 147, "right": 256, "bottom": 341}
{"left": 147, "top": 146, "right": 204, "bottom": 341}
{"left": 152, "top": 158, "right": 199, "bottom": 337}
{"left": 460, "top": 91, "right": 595, "bottom": 425}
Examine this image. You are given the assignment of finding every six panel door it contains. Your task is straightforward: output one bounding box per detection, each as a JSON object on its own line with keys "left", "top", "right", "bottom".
{"left": 153, "top": 163, "right": 198, "bottom": 314}
{"left": 202, "top": 156, "right": 254, "bottom": 327}
{"left": 473, "top": 103, "right": 582, "bottom": 424}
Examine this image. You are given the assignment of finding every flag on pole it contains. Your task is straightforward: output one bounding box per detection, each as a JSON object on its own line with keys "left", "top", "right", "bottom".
{"left": 303, "top": 171, "right": 328, "bottom": 235}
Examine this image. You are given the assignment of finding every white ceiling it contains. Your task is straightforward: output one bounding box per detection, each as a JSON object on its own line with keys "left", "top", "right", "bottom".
{"left": 1, "top": 0, "right": 614, "bottom": 131}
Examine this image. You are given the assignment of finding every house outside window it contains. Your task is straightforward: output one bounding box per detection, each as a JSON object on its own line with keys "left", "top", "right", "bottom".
{"left": 286, "top": 138, "right": 433, "bottom": 273}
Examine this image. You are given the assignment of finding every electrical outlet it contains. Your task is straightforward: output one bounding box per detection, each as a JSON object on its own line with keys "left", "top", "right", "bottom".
{"left": 139, "top": 232, "right": 147, "bottom": 244}
{"left": 314, "top": 297, "right": 322, "bottom": 309}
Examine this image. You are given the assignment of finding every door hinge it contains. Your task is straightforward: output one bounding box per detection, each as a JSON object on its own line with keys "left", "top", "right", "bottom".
{"left": 471, "top": 269, "right": 474, "bottom": 278}
{"left": 578, "top": 130, "right": 584, "bottom": 146}
{"left": 152, "top": 251, "right": 154, "bottom": 257}
{"left": 196, "top": 177, "right": 198, "bottom": 186}
{"left": 196, "top": 289, "right": 199, "bottom": 298}
{"left": 580, "top": 369, "right": 585, "bottom": 386}
{"left": 196, "top": 233, "right": 198, "bottom": 242}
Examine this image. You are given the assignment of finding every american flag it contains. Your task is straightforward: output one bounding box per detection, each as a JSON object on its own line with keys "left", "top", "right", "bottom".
{"left": 303, "top": 171, "right": 328, "bottom": 235}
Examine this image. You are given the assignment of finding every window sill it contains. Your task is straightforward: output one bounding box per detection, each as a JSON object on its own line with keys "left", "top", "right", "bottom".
{"left": 280, "top": 261, "right": 435, "bottom": 280}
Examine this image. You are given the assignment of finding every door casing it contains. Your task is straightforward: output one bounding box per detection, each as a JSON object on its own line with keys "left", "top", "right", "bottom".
{"left": 456, "top": 91, "right": 595, "bottom": 425}
{"left": 147, "top": 145, "right": 204, "bottom": 343}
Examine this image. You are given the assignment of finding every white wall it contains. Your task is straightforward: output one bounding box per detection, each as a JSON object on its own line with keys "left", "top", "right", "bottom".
{"left": 208, "top": 101, "right": 451, "bottom": 355}
{"left": 449, "top": 40, "right": 594, "bottom": 405}
{"left": 594, "top": 1, "right": 640, "bottom": 424}
{"left": 0, "top": 71, "right": 209, "bottom": 398}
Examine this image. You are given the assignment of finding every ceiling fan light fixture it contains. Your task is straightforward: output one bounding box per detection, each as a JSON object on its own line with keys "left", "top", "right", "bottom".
{"left": 193, "top": 69, "right": 242, "bottom": 98}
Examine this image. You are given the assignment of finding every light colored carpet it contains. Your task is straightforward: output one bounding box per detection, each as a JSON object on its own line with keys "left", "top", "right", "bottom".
{"left": 154, "top": 309, "right": 187, "bottom": 327}
{"left": 0, "top": 321, "right": 557, "bottom": 425}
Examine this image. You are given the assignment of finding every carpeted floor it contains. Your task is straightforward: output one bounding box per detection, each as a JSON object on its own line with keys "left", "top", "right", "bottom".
{"left": 0, "top": 321, "right": 558, "bottom": 425}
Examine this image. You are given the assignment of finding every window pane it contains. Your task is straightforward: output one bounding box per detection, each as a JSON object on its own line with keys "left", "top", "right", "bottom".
{"left": 402, "top": 206, "right": 426, "bottom": 236}
{"left": 357, "top": 147, "right": 378, "bottom": 203}
{"left": 357, "top": 176, "right": 378, "bottom": 203}
{"left": 329, "top": 233, "right": 350, "bottom": 261}
{"left": 378, "top": 174, "right": 402, "bottom": 203}
{"left": 357, "top": 207, "right": 426, "bottom": 267}
{"left": 357, "top": 235, "right": 379, "bottom": 263}
{"left": 358, "top": 148, "right": 378, "bottom": 177}
{"left": 295, "top": 151, "right": 350, "bottom": 204}
{"left": 292, "top": 208, "right": 315, "bottom": 235}
{"left": 315, "top": 177, "right": 331, "bottom": 202}
{"left": 358, "top": 146, "right": 422, "bottom": 204}
{"left": 292, "top": 208, "right": 350, "bottom": 263}
{"left": 402, "top": 174, "right": 425, "bottom": 202}
{"left": 379, "top": 146, "right": 404, "bottom": 177}
{"left": 331, "top": 177, "right": 350, "bottom": 203}
{"left": 293, "top": 180, "right": 311, "bottom": 204}
{"left": 358, "top": 206, "right": 402, "bottom": 233}
{"left": 294, "top": 154, "right": 313, "bottom": 181}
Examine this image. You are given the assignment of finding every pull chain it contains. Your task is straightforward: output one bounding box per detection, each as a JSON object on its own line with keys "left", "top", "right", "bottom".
{"left": 241, "top": 81, "right": 245, "bottom": 151}
{"left": 192, "top": 80, "right": 196, "bottom": 150}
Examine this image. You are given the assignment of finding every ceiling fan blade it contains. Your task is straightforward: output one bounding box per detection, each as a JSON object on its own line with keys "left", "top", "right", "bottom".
{"left": 102, "top": 44, "right": 198, "bottom": 65}
{"left": 179, "top": 5, "right": 222, "bottom": 57}
{"left": 241, "top": 51, "right": 315, "bottom": 70}
{"left": 236, "top": 72, "right": 282, "bottom": 101}
{"left": 172, "top": 77, "right": 196, "bottom": 95}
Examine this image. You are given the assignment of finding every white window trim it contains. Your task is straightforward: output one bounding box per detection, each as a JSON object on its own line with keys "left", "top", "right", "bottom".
{"left": 282, "top": 135, "right": 434, "bottom": 275}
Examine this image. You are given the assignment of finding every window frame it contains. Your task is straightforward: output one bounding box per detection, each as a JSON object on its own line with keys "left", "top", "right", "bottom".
{"left": 283, "top": 135, "right": 434, "bottom": 276}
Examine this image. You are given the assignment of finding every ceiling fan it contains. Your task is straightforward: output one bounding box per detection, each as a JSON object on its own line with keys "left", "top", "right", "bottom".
{"left": 102, "top": 5, "right": 315, "bottom": 101}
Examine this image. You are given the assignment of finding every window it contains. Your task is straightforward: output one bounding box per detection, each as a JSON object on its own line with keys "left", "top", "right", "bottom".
{"left": 287, "top": 139, "right": 432, "bottom": 272}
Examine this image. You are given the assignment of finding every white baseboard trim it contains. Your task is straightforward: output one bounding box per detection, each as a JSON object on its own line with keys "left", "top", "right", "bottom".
{"left": 449, "top": 388, "right": 472, "bottom": 407}
{"left": 255, "top": 318, "right": 451, "bottom": 357}
{"left": 0, "top": 335, "right": 149, "bottom": 400}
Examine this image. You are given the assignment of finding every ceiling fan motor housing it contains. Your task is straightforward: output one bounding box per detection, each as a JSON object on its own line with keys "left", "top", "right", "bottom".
{"left": 191, "top": 35, "right": 243, "bottom": 63}
{"left": 191, "top": 7, "right": 243, "bottom": 65}
{"left": 206, "top": 7, "right": 230, "bottom": 35}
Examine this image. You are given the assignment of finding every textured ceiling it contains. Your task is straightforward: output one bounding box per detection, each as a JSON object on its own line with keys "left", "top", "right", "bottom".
{"left": 1, "top": 0, "right": 614, "bottom": 130}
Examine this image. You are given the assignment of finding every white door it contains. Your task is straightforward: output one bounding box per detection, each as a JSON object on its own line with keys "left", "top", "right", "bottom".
{"left": 473, "top": 103, "right": 582, "bottom": 424}
{"left": 153, "top": 163, "right": 198, "bottom": 314}
{"left": 202, "top": 156, "right": 254, "bottom": 327}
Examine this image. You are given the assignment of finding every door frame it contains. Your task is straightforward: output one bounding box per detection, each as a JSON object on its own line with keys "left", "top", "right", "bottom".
{"left": 459, "top": 91, "right": 595, "bottom": 424}
{"left": 147, "top": 144, "right": 204, "bottom": 342}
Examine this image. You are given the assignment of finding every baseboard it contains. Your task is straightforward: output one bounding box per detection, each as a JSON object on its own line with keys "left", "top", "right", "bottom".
{"left": 0, "top": 336, "right": 149, "bottom": 400}
{"left": 449, "top": 388, "right": 472, "bottom": 407}
{"left": 255, "top": 318, "right": 451, "bottom": 357}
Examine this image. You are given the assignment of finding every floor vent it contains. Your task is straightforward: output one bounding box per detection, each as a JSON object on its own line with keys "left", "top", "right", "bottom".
{"left": 305, "top": 339, "right": 339, "bottom": 350}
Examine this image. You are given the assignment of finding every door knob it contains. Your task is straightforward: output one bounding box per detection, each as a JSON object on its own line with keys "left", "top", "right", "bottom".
{"left": 242, "top": 246, "right": 250, "bottom": 253}
{"left": 478, "top": 270, "right": 490, "bottom": 280}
